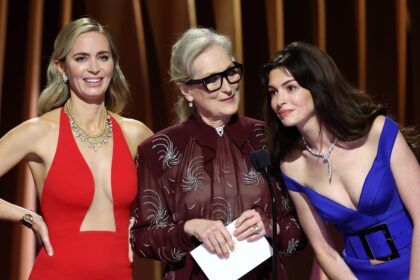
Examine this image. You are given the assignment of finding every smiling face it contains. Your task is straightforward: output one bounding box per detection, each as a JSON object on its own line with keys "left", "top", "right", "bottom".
{"left": 268, "top": 67, "right": 315, "bottom": 130}
{"left": 179, "top": 44, "right": 241, "bottom": 126}
{"left": 57, "top": 31, "right": 114, "bottom": 103}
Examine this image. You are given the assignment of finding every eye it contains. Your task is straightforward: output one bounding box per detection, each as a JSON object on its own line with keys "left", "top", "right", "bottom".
{"left": 286, "top": 85, "right": 297, "bottom": 92}
{"left": 75, "top": 56, "right": 87, "bottom": 63}
{"left": 204, "top": 74, "right": 220, "bottom": 85}
{"left": 99, "top": 54, "right": 110, "bottom": 61}
{"left": 227, "top": 67, "right": 240, "bottom": 76}
{"left": 268, "top": 89, "right": 277, "bottom": 97}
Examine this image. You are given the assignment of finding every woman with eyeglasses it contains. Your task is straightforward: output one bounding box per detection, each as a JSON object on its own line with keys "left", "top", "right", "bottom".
{"left": 262, "top": 41, "right": 420, "bottom": 279}
{"left": 130, "top": 27, "right": 306, "bottom": 279}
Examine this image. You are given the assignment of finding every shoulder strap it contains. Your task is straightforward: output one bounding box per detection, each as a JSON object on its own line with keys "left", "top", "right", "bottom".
{"left": 378, "top": 116, "right": 399, "bottom": 162}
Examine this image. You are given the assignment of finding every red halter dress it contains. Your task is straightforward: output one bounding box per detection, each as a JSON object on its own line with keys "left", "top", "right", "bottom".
{"left": 29, "top": 108, "right": 137, "bottom": 279}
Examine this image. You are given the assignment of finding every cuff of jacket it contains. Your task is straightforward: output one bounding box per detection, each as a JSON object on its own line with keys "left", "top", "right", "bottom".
{"left": 175, "top": 220, "right": 201, "bottom": 252}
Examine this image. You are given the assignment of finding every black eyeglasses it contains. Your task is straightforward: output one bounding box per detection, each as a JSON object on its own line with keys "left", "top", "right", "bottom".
{"left": 183, "top": 62, "right": 243, "bottom": 93}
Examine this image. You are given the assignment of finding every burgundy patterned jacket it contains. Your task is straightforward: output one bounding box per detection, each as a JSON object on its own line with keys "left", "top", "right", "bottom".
{"left": 131, "top": 113, "right": 306, "bottom": 279}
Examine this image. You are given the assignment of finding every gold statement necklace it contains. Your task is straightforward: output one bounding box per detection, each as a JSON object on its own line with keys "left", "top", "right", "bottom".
{"left": 64, "top": 100, "right": 112, "bottom": 152}
{"left": 302, "top": 137, "right": 337, "bottom": 183}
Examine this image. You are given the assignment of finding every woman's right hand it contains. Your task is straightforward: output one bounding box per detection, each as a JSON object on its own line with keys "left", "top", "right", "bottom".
{"left": 30, "top": 212, "right": 54, "bottom": 256}
{"left": 184, "top": 219, "right": 235, "bottom": 259}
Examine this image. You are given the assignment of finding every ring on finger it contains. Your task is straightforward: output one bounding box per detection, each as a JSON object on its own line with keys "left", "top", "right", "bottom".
{"left": 252, "top": 224, "right": 262, "bottom": 235}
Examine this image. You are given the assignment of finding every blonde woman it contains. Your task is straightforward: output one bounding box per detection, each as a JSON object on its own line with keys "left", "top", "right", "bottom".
{"left": 0, "top": 18, "right": 152, "bottom": 279}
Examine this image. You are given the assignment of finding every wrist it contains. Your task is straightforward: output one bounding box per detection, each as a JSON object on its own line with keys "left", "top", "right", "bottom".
{"left": 20, "top": 213, "right": 34, "bottom": 229}
{"left": 184, "top": 219, "right": 195, "bottom": 236}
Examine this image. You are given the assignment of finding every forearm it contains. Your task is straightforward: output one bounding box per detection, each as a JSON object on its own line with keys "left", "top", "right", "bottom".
{"left": 134, "top": 146, "right": 197, "bottom": 261}
{"left": 314, "top": 248, "right": 357, "bottom": 280}
{"left": 409, "top": 224, "right": 420, "bottom": 279}
{"left": 315, "top": 251, "right": 356, "bottom": 280}
{"left": 0, "top": 198, "right": 52, "bottom": 255}
{"left": 0, "top": 198, "right": 31, "bottom": 222}
{"left": 131, "top": 219, "right": 196, "bottom": 262}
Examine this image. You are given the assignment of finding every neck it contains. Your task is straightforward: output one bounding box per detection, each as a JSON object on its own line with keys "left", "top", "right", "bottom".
{"left": 66, "top": 99, "right": 107, "bottom": 134}
{"left": 302, "top": 136, "right": 337, "bottom": 154}
{"left": 300, "top": 126, "right": 336, "bottom": 152}
{"left": 302, "top": 135, "right": 337, "bottom": 183}
{"left": 199, "top": 114, "right": 230, "bottom": 128}
{"left": 302, "top": 137, "right": 336, "bottom": 152}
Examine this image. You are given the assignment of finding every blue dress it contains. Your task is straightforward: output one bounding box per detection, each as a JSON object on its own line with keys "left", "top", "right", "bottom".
{"left": 282, "top": 117, "right": 412, "bottom": 279}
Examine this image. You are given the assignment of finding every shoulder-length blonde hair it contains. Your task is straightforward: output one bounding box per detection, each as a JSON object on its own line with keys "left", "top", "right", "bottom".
{"left": 38, "top": 17, "right": 129, "bottom": 115}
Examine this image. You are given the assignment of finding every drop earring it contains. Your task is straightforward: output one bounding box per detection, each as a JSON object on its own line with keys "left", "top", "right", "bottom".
{"left": 62, "top": 74, "right": 68, "bottom": 83}
{"left": 188, "top": 102, "right": 193, "bottom": 108}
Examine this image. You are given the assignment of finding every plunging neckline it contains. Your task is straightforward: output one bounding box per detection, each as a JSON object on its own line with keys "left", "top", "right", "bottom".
{"left": 69, "top": 117, "right": 116, "bottom": 232}
{"left": 281, "top": 172, "right": 371, "bottom": 212}
{"left": 41, "top": 108, "right": 117, "bottom": 232}
{"left": 281, "top": 122, "right": 387, "bottom": 213}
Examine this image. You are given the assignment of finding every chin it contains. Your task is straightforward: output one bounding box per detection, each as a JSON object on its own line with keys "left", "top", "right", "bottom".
{"left": 279, "top": 119, "right": 294, "bottom": 127}
{"left": 222, "top": 106, "right": 239, "bottom": 116}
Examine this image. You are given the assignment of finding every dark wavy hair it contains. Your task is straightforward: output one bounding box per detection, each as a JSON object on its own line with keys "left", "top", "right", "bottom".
{"left": 261, "top": 42, "right": 418, "bottom": 168}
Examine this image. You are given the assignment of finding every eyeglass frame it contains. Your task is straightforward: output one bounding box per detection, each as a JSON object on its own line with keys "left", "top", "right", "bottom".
{"left": 182, "top": 62, "right": 243, "bottom": 93}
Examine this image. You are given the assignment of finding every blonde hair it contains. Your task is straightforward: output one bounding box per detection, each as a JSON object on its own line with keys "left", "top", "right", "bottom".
{"left": 169, "top": 27, "right": 233, "bottom": 122}
{"left": 38, "top": 17, "right": 129, "bottom": 115}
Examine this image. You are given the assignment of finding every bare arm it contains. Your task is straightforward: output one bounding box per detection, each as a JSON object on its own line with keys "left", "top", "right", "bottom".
{"left": 390, "top": 130, "right": 420, "bottom": 279}
{"left": 0, "top": 119, "right": 46, "bottom": 220}
{"left": 0, "top": 118, "right": 54, "bottom": 255}
{"left": 288, "top": 190, "right": 357, "bottom": 280}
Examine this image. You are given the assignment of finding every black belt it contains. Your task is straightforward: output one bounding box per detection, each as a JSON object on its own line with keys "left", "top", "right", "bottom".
{"left": 344, "top": 213, "right": 412, "bottom": 262}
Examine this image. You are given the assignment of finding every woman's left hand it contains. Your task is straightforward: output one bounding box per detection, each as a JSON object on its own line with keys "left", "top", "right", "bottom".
{"left": 128, "top": 217, "right": 135, "bottom": 262}
{"left": 233, "top": 208, "right": 270, "bottom": 241}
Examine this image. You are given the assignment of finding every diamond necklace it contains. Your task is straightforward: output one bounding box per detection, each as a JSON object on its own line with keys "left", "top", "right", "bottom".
{"left": 64, "top": 100, "right": 112, "bottom": 152}
{"left": 302, "top": 137, "right": 337, "bottom": 183}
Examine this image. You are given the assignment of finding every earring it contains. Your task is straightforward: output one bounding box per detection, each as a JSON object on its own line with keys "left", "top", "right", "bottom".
{"left": 188, "top": 102, "right": 193, "bottom": 108}
{"left": 62, "top": 74, "right": 68, "bottom": 83}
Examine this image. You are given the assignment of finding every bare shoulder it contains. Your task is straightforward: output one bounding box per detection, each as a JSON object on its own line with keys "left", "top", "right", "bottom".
{"left": 280, "top": 148, "right": 305, "bottom": 177}
{"left": 111, "top": 114, "right": 153, "bottom": 143}
{"left": 369, "top": 115, "right": 387, "bottom": 136}
{"left": 363, "top": 115, "right": 387, "bottom": 146}
{"left": 5, "top": 109, "right": 59, "bottom": 142}
{"left": 110, "top": 114, "right": 153, "bottom": 156}
{"left": 0, "top": 108, "right": 60, "bottom": 161}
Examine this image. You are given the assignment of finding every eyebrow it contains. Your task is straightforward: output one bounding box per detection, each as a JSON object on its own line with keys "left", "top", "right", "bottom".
{"left": 72, "top": 50, "right": 111, "bottom": 57}
{"left": 281, "top": 79, "right": 296, "bottom": 87}
{"left": 194, "top": 63, "right": 235, "bottom": 79}
{"left": 268, "top": 78, "right": 295, "bottom": 88}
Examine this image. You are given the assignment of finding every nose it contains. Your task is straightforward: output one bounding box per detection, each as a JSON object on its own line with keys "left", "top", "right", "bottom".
{"left": 88, "top": 58, "right": 100, "bottom": 73}
{"left": 219, "top": 76, "right": 234, "bottom": 94}
{"left": 273, "top": 90, "right": 287, "bottom": 106}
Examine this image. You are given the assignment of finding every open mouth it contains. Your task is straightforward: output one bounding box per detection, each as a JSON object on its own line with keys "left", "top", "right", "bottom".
{"left": 84, "top": 77, "right": 103, "bottom": 83}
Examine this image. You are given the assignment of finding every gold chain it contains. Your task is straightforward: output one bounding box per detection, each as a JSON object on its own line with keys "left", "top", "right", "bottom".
{"left": 64, "top": 100, "right": 112, "bottom": 152}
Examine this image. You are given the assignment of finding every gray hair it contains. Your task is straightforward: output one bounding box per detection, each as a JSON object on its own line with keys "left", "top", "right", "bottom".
{"left": 169, "top": 27, "right": 233, "bottom": 122}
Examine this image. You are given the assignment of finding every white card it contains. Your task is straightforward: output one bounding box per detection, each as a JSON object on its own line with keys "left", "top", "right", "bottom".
{"left": 190, "top": 219, "right": 273, "bottom": 280}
